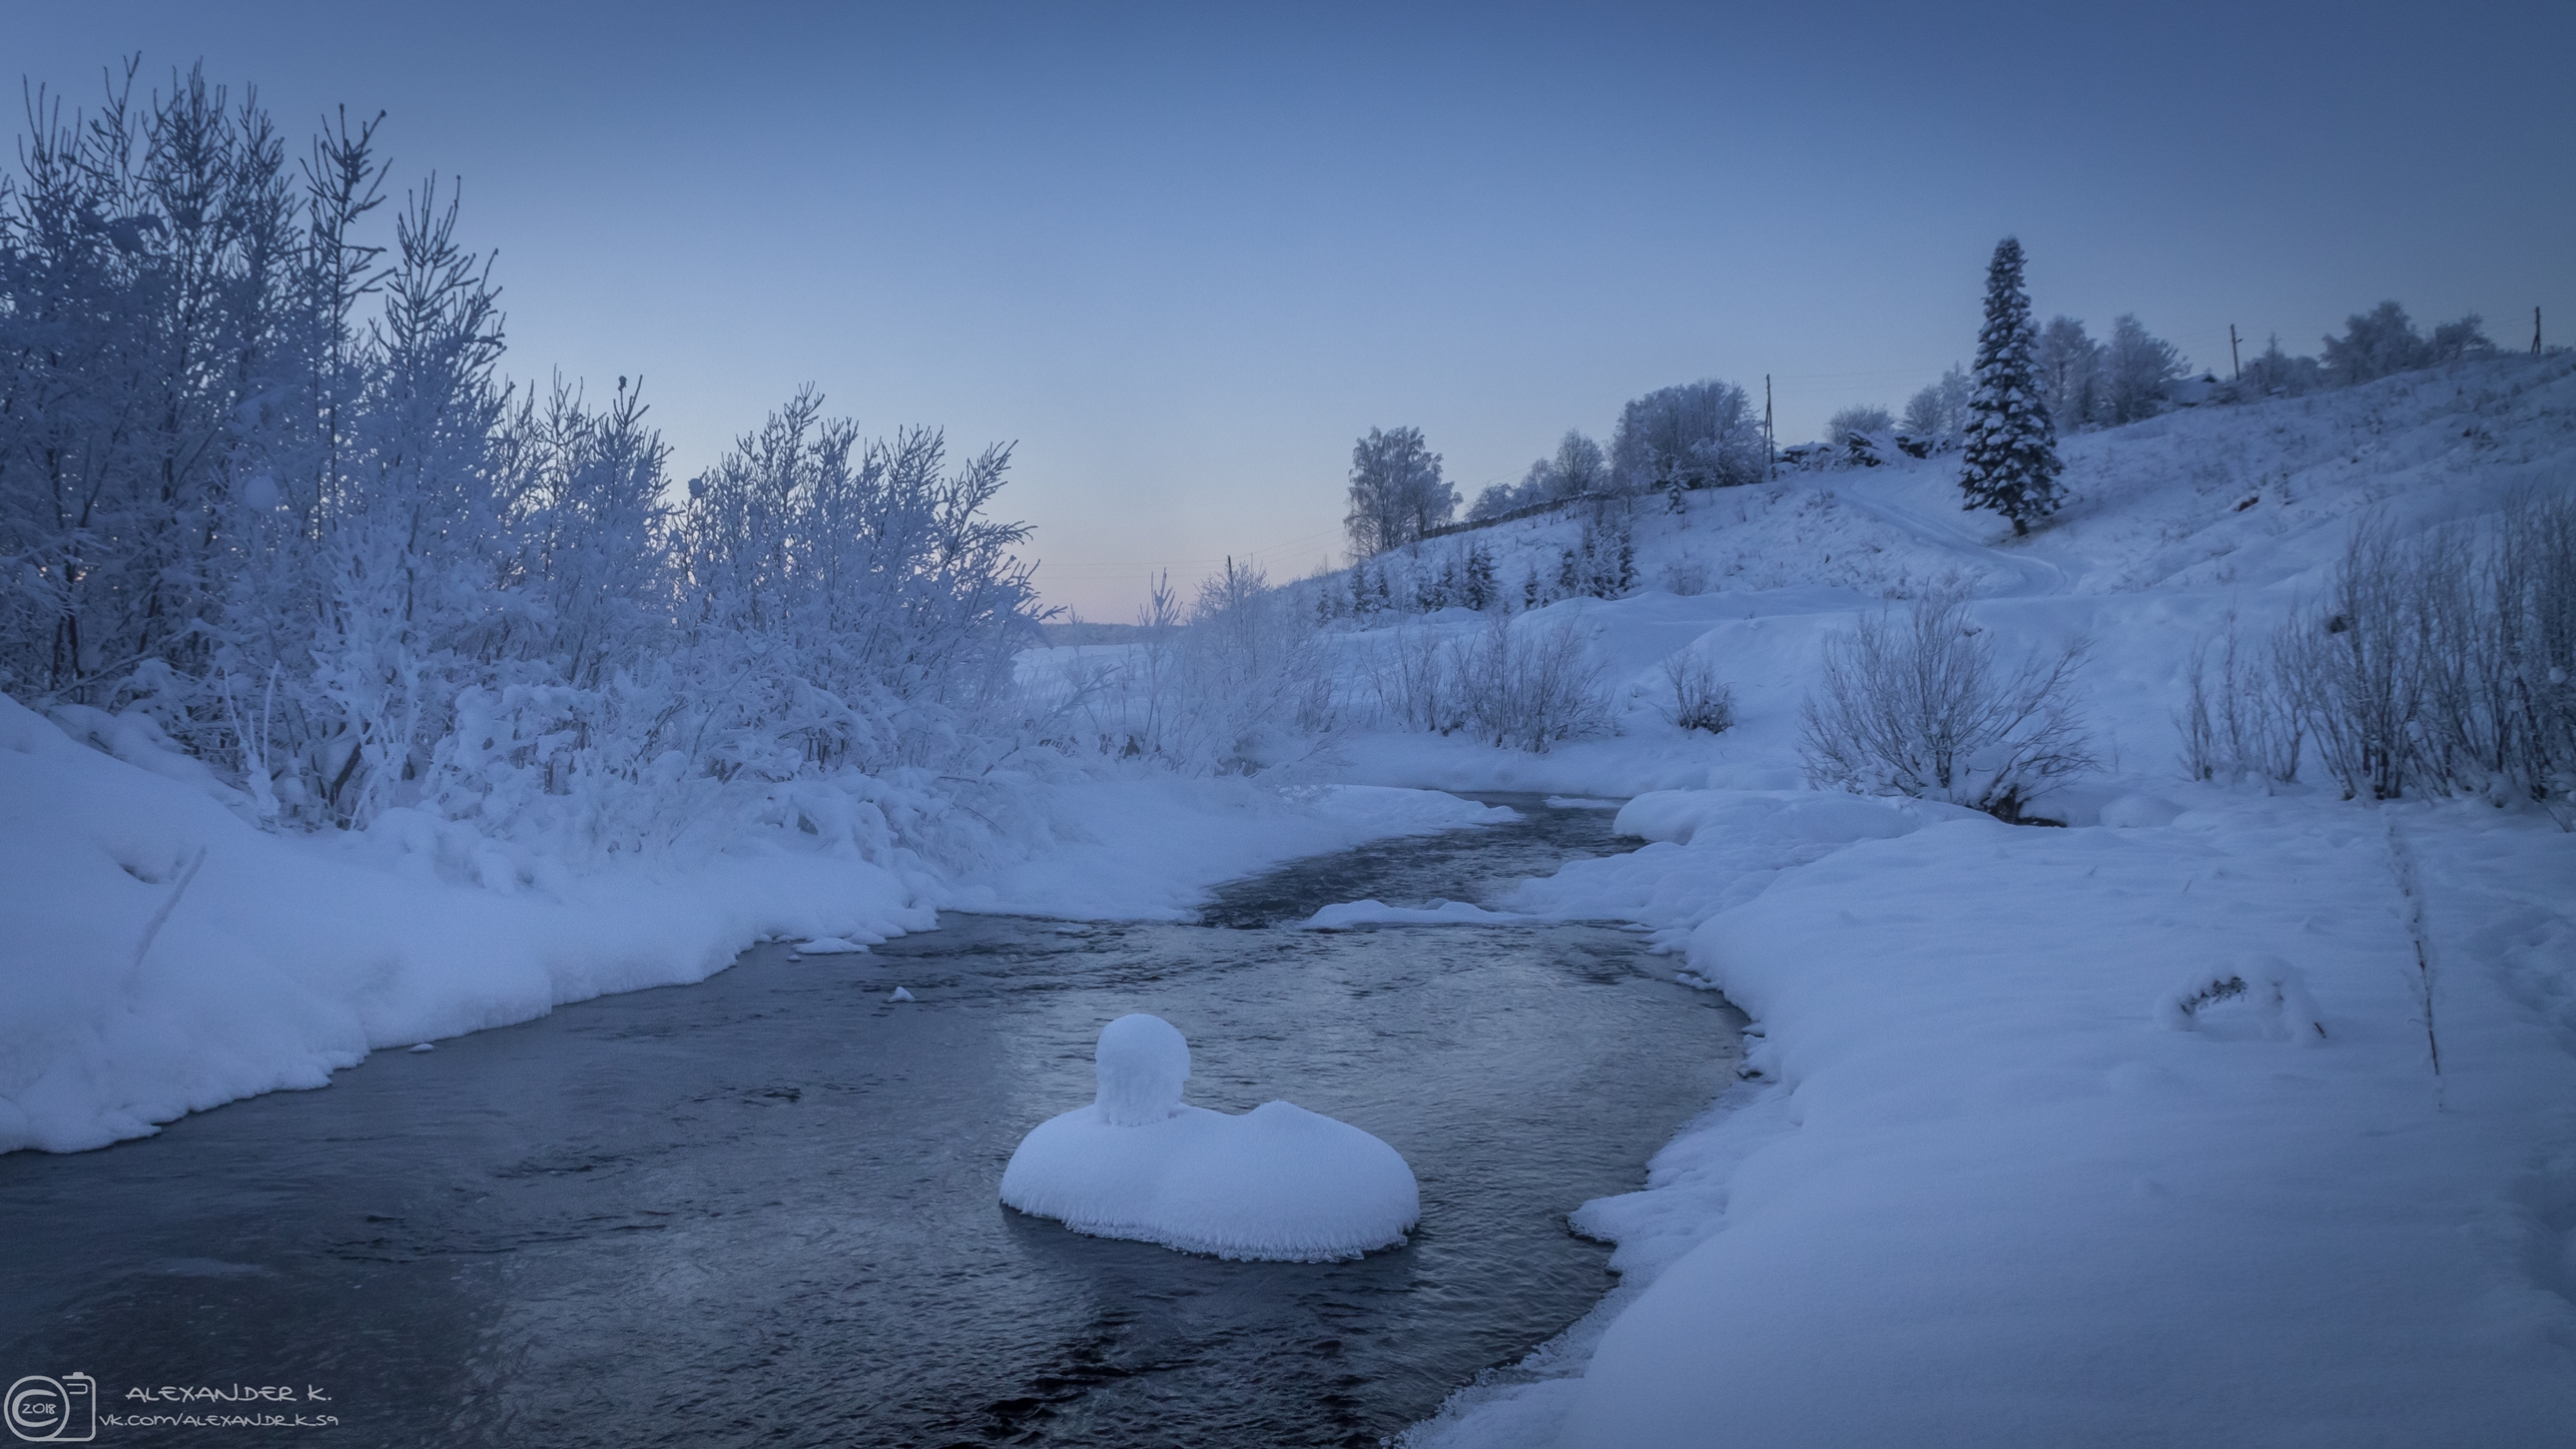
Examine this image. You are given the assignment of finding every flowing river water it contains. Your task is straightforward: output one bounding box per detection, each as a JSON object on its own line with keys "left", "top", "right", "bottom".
{"left": 2, "top": 794, "right": 1741, "bottom": 1447}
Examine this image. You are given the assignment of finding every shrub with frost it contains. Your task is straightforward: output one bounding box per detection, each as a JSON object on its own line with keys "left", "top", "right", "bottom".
{"left": 1663, "top": 652, "right": 1735, "bottom": 734}
{"left": 1800, "top": 590, "right": 2096, "bottom": 821}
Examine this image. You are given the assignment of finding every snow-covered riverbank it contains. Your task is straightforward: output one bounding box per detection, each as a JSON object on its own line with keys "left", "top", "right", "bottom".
{"left": 1394, "top": 785, "right": 2576, "bottom": 1446}
{"left": 0, "top": 693, "right": 1498, "bottom": 1153}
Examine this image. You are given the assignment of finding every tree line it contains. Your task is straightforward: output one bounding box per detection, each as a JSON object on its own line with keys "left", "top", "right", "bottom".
{"left": 0, "top": 62, "right": 1046, "bottom": 843}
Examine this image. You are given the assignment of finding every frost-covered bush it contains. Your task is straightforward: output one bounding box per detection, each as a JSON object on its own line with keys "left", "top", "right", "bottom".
{"left": 2264, "top": 498, "right": 2575, "bottom": 817}
{"left": 1044, "top": 561, "right": 1340, "bottom": 775}
{"left": 2177, "top": 619, "right": 2303, "bottom": 787}
{"left": 1452, "top": 614, "right": 1612, "bottom": 751}
{"left": 1361, "top": 612, "right": 1611, "bottom": 752}
{"left": 1663, "top": 652, "right": 1735, "bottom": 734}
{"left": 1800, "top": 590, "right": 2097, "bottom": 821}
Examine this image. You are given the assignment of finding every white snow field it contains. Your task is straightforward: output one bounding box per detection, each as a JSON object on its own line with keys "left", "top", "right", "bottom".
{"left": 998, "top": 1014, "right": 1422, "bottom": 1260}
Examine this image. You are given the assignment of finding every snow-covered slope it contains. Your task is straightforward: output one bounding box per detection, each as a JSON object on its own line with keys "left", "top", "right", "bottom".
{"left": 1376, "top": 354, "right": 2576, "bottom": 1447}
{"left": 1332, "top": 352, "right": 2576, "bottom": 804}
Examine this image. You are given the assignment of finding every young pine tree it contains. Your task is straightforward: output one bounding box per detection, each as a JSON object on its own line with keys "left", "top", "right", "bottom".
{"left": 1958, "top": 238, "right": 2065, "bottom": 535}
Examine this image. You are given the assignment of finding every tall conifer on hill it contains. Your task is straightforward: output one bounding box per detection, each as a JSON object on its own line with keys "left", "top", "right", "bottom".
{"left": 1959, "top": 237, "right": 2064, "bottom": 535}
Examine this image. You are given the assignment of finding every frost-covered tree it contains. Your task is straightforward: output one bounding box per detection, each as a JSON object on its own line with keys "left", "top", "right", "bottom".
{"left": 1957, "top": 238, "right": 2064, "bottom": 535}
{"left": 2429, "top": 315, "right": 2494, "bottom": 364}
{"left": 1610, "top": 380, "right": 1763, "bottom": 500}
{"left": 2321, "top": 302, "right": 2433, "bottom": 385}
{"left": 1548, "top": 428, "right": 1610, "bottom": 496}
{"left": 1901, "top": 364, "right": 1974, "bottom": 449}
{"left": 1344, "top": 425, "right": 1453, "bottom": 557}
{"left": 2033, "top": 317, "right": 2100, "bottom": 430}
{"left": 1472, "top": 429, "right": 1605, "bottom": 520}
{"left": 2, "top": 61, "right": 1051, "bottom": 844}
{"left": 2241, "top": 335, "right": 2322, "bottom": 397}
{"left": 1467, "top": 480, "right": 1519, "bottom": 521}
{"left": 2095, "top": 314, "right": 2187, "bottom": 426}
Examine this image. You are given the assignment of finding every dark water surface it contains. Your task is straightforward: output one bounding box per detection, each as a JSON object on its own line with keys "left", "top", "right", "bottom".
{"left": 2, "top": 795, "right": 1737, "bottom": 1447}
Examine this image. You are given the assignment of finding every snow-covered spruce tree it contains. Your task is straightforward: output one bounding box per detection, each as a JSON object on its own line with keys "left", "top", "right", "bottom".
{"left": 1459, "top": 540, "right": 1497, "bottom": 611}
{"left": 1958, "top": 238, "right": 2064, "bottom": 535}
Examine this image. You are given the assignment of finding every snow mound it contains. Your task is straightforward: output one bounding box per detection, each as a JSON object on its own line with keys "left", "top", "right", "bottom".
{"left": 998, "top": 1014, "right": 1420, "bottom": 1260}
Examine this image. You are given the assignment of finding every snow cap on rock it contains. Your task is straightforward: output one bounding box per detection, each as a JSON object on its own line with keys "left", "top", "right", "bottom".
{"left": 1096, "top": 1013, "right": 1190, "bottom": 1125}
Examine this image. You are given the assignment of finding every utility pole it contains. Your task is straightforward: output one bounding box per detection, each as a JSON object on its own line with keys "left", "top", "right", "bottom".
{"left": 1764, "top": 374, "right": 1775, "bottom": 482}
{"left": 2229, "top": 324, "right": 2242, "bottom": 381}
{"left": 2536, "top": 306, "right": 2545, "bottom": 356}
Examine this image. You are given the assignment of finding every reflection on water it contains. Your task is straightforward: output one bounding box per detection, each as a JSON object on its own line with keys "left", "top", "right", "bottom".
{"left": 1, "top": 795, "right": 1738, "bottom": 1447}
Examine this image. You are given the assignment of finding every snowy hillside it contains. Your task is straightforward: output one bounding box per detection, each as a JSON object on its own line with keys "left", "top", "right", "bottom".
{"left": 1302, "top": 352, "right": 2576, "bottom": 1448}
{"left": 1299, "top": 351, "right": 2576, "bottom": 806}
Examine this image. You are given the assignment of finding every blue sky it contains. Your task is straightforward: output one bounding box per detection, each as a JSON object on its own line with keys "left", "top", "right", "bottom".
{"left": 14, "top": 2, "right": 2569, "bottom": 618}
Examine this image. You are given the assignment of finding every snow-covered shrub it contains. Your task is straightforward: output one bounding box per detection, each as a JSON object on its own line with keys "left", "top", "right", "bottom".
{"left": 1451, "top": 613, "right": 1612, "bottom": 752}
{"left": 1358, "top": 612, "right": 1611, "bottom": 752}
{"left": 1658, "top": 556, "right": 1712, "bottom": 596}
{"left": 1045, "top": 560, "right": 1340, "bottom": 775}
{"left": 2177, "top": 619, "right": 2303, "bottom": 786}
{"left": 1546, "top": 510, "right": 1635, "bottom": 601}
{"left": 2270, "top": 497, "right": 2576, "bottom": 817}
{"left": 1800, "top": 590, "right": 2097, "bottom": 821}
{"left": 1663, "top": 652, "right": 1736, "bottom": 734}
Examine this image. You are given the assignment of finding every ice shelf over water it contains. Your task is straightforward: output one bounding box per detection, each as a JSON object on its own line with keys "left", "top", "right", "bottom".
{"left": 998, "top": 1014, "right": 1421, "bottom": 1261}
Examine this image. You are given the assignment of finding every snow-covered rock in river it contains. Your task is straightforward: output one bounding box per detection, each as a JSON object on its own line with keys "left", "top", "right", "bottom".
{"left": 797, "top": 937, "right": 870, "bottom": 955}
{"left": 998, "top": 1014, "right": 1420, "bottom": 1261}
